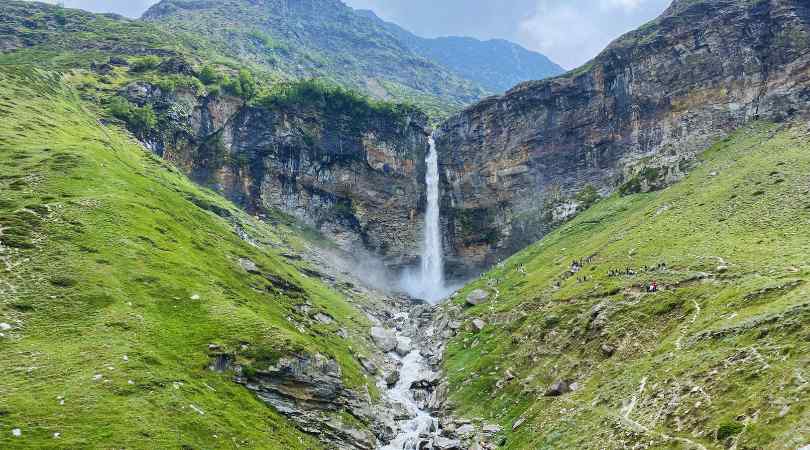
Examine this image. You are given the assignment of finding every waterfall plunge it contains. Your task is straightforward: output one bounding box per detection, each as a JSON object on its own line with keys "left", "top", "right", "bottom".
{"left": 400, "top": 134, "right": 447, "bottom": 303}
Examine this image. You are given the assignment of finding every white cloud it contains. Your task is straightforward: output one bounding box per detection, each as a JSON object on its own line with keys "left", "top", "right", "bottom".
{"left": 518, "top": 0, "right": 668, "bottom": 69}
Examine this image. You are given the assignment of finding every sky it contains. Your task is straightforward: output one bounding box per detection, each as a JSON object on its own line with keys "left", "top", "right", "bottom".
{"left": 43, "top": 0, "right": 673, "bottom": 69}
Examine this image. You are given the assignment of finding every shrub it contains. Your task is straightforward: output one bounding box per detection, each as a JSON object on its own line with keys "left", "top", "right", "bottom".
{"left": 198, "top": 65, "right": 222, "bottom": 85}
{"left": 131, "top": 56, "right": 160, "bottom": 73}
{"left": 109, "top": 96, "right": 132, "bottom": 120}
{"left": 130, "top": 104, "right": 157, "bottom": 134}
{"left": 222, "top": 70, "right": 257, "bottom": 99}
{"left": 575, "top": 184, "right": 601, "bottom": 211}
{"left": 717, "top": 422, "right": 744, "bottom": 440}
{"left": 108, "top": 97, "right": 157, "bottom": 136}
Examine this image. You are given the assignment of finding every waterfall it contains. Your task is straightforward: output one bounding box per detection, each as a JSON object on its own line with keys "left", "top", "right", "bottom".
{"left": 420, "top": 134, "right": 444, "bottom": 301}
{"left": 398, "top": 133, "right": 447, "bottom": 303}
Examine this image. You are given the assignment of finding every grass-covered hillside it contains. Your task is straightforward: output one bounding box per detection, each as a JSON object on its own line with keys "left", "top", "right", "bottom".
{"left": 0, "top": 66, "right": 381, "bottom": 448}
{"left": 446, "top": 123, "right": 810, "bottom": 449}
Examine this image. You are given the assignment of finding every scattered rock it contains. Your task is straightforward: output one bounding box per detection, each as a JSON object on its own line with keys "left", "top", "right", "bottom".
{"left": 359, "top": 356, "right": 377, "bottom": 374}
{"left": 53, "top": 432, "right": 60, "bottom": 439}
{"left": 545, "top": 380, "right": 570, "bottom": 397}
{"left": 108, "top": 56, "right": 129, "bottom": 66}
{"left": 190, "top": 294, "right": 200, "bottom": 300}
{"left": 371, "top": 327, "right": 397, "bottom": 353}
{"left": 449, "top": 321, "right": 462, "bottom": 330}
{"left": 601, "top": 343, "right": 616, "bottom": 357}
{"left": 208, "top": 343, "right": 221, "bottom": 351}
{"left": 482, "top": 423, "right": 502, "bottom": 435}
{"left": 466, "top": 289, "right": 489, "bottom": 306}
{"left": 717, "top": 265, "right": 729, "bottom": 273}
{"left": 395, "top": 336, "right": 412, "bottom": 357}
{"left": 434, "top": 436, "right": 461, "bottom": 449}
{"left": 12, "top": 428, "right": 21, "bottom": 437}
{"left": 512, "top": 416, "right": 526, "bottom": 430}
{"left": 385, "top": 370, "right": 400, "bottom": 386}
{"left": 239, "top": 258, "right": 261, "bottom": 274}
{"left": 313, "top": 312, "right": 334, "bottom": 324}
{"left": 569, "top": 382, "right": 581, "bottom": 392}
{"left": 471, "top": 318, "right": 486, "bottom": 332}
{"left": 456, "top": 424, "right": 475, "bottom": 438}
{"left": 0, "top": 323, "right": 11, "bottom": 331}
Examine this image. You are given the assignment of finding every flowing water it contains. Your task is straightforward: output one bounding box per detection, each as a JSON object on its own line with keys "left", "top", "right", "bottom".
{"left": 380, "top": 349, "right": 438, "bottom": 450}
{"left": 400, "top": 134, "right": 446, "bottom": 303}
{"left": 382, "top": 135, "right": 446, "bottom": 449}
{"left": 421, "top": 134, "right": 444, "bottom": 300}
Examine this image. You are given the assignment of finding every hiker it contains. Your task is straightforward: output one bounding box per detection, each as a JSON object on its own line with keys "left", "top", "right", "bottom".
{"left": 649, "top": 281, "right": 658, "bottom": 292}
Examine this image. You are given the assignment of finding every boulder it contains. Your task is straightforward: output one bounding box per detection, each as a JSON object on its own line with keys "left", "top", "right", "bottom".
{"left": 456, "top": 424, "right": 476, "bottom": 438}
{"left": 434, "top": 436, "right": 461, "bottom": 449}
{"left": 239, "top": 258, "right": 261, "bottom": 274}
{"left": 471, "top": 318, "right": 486, "bottom": 332}
{"left": 108, "top": 56, "right": 129, "bottom": 66}
{"left": 466, "top": 289, "right": 489, "bottom": 306}
{"left": 385, "top": 370, "right": 400, "bottom": 386}
{"left": 371, "top": 327, "right": 397, "bottom": 353}
{"left": 313, "top": 312, "right": 334, "bottom": 324}
{"left": 359, "top": 357, "right": 377, "bottom": 374}
{"left": 395, "top": 336, "right": 412, "bottom": 357}
{"left": 512, "top": 416, "right": 526, "bottom": 430}
{"left": 601, "top": 343, "right": 616, "bottom": 357}
{"left": 545, "top": 380, "right": 570, "bottom": 397}
{"left": 482, "top": 423, "right": 502, "bottom": 435}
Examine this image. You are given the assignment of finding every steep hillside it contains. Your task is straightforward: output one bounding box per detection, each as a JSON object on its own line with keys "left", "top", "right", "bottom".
{"left": 440, "top": 122, "right": 810, "bottom": 449}
{"left": 141, "top": 0, "right": 487, "bottom": 116}
{"left": 0, "top": 1, "right": 186, "bottom": 67}
{"left": 0, "top": 67, "right": 400, "bottom": 449}
{"left": 355, "top": 9, "right": 565, "bottom": 93}
{"left": 436, "top": 0, "right": 810, "bottom": 274}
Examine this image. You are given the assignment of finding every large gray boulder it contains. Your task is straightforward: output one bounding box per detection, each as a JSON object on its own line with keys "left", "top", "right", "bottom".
{"left": 466, "top": 289, "right": 489, "bottom": 306}
{"left": 370, "top": 327, "right": 397, "bottom": 353}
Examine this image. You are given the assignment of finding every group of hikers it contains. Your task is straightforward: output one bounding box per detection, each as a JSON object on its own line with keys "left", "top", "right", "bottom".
{"left": 607, "top": 262, "right": 667, "bottom": 278}
{"left": 559, "top": 256, "right": 666, "bottom": 292}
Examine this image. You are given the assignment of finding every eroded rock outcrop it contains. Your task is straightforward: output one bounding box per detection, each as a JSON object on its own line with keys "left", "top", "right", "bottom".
{"left": 436, "top": 0, "right": 810, "bottom": 273}
{"left": 125, "top": 85, "right": 430, "bottom": 269}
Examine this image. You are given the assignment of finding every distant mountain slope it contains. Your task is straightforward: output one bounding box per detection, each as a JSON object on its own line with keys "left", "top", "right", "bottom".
{"left": 356, "top": 9, "right": 565, "bottom": 93}
{"left": 141, "top": 0, "right": 487, "bottom": 116}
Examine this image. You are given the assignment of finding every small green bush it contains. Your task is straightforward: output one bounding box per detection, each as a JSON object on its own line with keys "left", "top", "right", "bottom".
{"left": 575, "top": 184, "right": 601, "bottom": 211}
{"left": 222, "top": 70, "right": 257, "bottom": 99}
{"left": 108, "top": 97, "right": 157, "bottom": 136}
{"left": 717, "top": 422, "right": 744, "bottom": 440}
{"left": 131, "top": 56, "right": 160, "bottom": 73}
{"left": 198, "top": 65, "right": 222, "bottom": 85}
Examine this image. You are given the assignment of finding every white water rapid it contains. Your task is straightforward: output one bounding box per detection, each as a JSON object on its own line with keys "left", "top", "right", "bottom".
{"left": 380, "top": 349, "right": 438, "bottom": 450}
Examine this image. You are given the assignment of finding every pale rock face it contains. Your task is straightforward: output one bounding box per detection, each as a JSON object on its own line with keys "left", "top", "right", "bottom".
{"left": 437, "top": 0, "right": 810, "bottom": 274}
{"left": 128, "top": 84, "right": 431, "bottom": 271}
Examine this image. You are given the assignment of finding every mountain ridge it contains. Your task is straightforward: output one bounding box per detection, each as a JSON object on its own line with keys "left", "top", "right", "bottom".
{"left": 353, "top": 8, "right": 565, "bottom": 93}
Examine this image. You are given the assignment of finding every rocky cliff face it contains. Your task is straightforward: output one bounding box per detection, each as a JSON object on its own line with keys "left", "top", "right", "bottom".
{"left": 124, "top": 84, "right": 430, "bottom": 268}
{"left": 436, "top": 0, "right": 810, "bottom": 274}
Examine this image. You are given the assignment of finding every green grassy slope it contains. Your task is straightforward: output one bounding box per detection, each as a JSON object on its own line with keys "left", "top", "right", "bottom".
{"left": 445, "top": 123, "right": 810, "bottom": 449}
{"left": 0, "top": 66, "right": 378, "bottom": 448}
